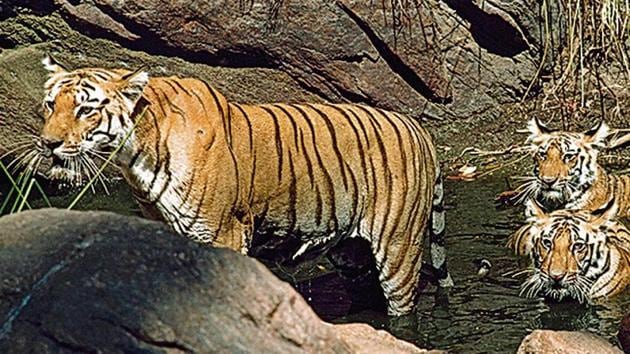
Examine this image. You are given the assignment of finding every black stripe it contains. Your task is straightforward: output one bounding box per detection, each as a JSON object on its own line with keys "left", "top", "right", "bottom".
{"left": 287, "top": 146, "right": 298, "bottom": 233}
{"left": 167, "top": 78, "right": 194, "bottom": 96}
{"left": 293, "top": 104, "right": 336, "bottom": 230}
{"left": 307, "top": 104, "right": 349, "bottom": 191}
{"left": 153, "top": 143, "right": 172, "bottom": 203}
{"left": 179, "top": 167, "right": 197, "bottom": 208}
{"left": 260, "top": 105, "right": 285, "bottom": 183}
{"left": 375, "top": 108, "right": 408, "bottom": 233}
{"left": 232, "top": 103, "right": 254, "bottom": 156}
{"left": 298, "top": 119, "right": 316, "bottom": 188}
{"left": 353, "top": 105, "right": 391, "bottom": 248}
{"left": 273, "top": 104, "right": 301, "bottom": 153}
{"left": 128, "top": 149, "right": 143, "bottom": 169}
{"left": 148, "top": 110, "right": 162, "bottom": 193}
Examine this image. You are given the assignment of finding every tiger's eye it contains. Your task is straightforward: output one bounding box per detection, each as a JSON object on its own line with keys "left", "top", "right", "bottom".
{"left": 537, "top": 151, "right": 546, "bottom": 160}
{"left": 44, "top": 100, "right": 55, "bottom": 112}
{"left": 564, "top": 153, "right": 576, "bottom": 162}
{"left": 76, "top": 106, "right": 94, "bottom": 117}
{"left": 573, "top": 242, "right": 586, "bottom": 253}
{"left": 541, "top": 238, "right": 552, "bottom": 249}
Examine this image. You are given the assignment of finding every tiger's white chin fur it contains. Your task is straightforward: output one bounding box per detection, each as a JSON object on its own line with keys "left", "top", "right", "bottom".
{"left": 47, "top": 165, "right": 84, "bottom": 187}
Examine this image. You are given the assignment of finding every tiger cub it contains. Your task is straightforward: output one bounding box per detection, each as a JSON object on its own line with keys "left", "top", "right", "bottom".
{"left": 31, "top": 56, "right": 453, "bottom": 316}
{"left": 519, "top": 118, "right": 630, "bottom": 215}
{"left": 508, "top": 198, "right": 630, "bottom": 302}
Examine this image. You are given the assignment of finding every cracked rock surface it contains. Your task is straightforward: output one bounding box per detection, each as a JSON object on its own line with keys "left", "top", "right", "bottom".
{"left": 0, "top": 209, "right": 435, "bottom": 353}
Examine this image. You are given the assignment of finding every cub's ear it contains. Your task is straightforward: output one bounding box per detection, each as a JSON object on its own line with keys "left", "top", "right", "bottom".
{"left": 524, "top": 198, "right": 548, "bottom": 221}
{"left": 119, "top": 66, "right": 149, "bottom": 103}
{"left": 583, "top": 120, "right": 609, "bottom": 148}
{"left": 525, "top": 117, "right": 552, "bottom": 143}
{"left": 42, "top": 54, "right": 68, "bottom": 75}
{"left": 591, "top": 197, "right": 618, "bottom": 227}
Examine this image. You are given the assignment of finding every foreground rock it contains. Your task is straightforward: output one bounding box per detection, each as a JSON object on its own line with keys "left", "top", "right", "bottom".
{"left": 517, "top": 330, "right": 623, "bottom": 354}
{"left": 0, "top": 209, "right": 432, "bottom": 353}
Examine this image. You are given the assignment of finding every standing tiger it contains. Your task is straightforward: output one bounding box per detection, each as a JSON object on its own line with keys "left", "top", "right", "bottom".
{"left": 517, "top": 117, "right": 630, "bottom": 215}
{"left": 508, "top": 198, "right": 630, "bottom": 302}
{"left": 30, "top": 56, "right": 453, "bottom": 316}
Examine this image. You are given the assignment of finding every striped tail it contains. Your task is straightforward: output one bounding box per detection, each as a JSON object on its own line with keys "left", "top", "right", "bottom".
{"left": 429, "top": 166, "right": 454, "bottom": 288}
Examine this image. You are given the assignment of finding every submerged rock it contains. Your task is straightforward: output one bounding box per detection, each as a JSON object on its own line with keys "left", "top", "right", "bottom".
{"left": 517, "top": 330, "right": 623, "bottom": 354}
{"left": 0, "top": 209, "right": 431, "bottom": 353}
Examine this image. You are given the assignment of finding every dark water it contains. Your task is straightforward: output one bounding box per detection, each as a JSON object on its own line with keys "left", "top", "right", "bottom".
{"left": 1, "top": 171, "right": 627, "bottom": 353}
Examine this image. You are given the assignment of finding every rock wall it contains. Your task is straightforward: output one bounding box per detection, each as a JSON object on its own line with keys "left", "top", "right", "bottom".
{"left": 0, "top": 0, "right": 564, "bottom": 157}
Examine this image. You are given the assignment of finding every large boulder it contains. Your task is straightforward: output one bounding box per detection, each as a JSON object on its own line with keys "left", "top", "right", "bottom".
{"left": 0, "top": 209, "right": 432, "bottom": 353}
{"left": 517, "top": 330, "right": 623, "bottom": 354}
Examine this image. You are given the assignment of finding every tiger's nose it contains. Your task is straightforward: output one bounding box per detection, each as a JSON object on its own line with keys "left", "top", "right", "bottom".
{"left": 541, "top": 176, "right": 558, "bottom": 187}
{"left": 549, "top": 271, "right": 565, "bottom": 282}
{"left": 40, "top": 137, "right": 63, "bottom": 157}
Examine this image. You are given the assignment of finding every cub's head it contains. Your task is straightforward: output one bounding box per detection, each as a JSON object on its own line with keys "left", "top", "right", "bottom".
{"left": 520, "top": 198, "right": 620, "bottom": 302}
{"left": 525, "top": 118, "right": 609, "bottom": 209}
{"left": 37, "top": 55, "right": 148, "bottom": 184}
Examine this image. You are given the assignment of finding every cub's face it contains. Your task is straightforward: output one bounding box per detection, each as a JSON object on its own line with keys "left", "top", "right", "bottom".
{"left": 37, "top": 56, "right": 148, "bottom": 184}
{"left": 526, "top": 118, "right": 608, "bottom": 207}
{"left": 521, "top": 200, "right": 616, "bottom": 302}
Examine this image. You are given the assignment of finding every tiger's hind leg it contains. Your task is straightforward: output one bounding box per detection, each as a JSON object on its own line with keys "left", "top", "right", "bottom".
{"left": 369, "top": 229, "right": 424, "bottom": 316}
{"left": 429, "top": 167, "right": 454, "bottom": 288}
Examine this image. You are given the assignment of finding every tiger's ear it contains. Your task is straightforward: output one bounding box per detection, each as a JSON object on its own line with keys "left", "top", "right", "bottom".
{"left": 583, "top": 120, "right": 609, "bottom": 148}
{"left": 526, "top": 117, "right": 552, "bottom": 143}
{"left": 118, "top": 66, "right": 149, "bottom": 103}
{"left": 525, "top": 198, "right": 548, "bottom": 221}
{"left": 591, "top": 197, "right": 618, "bottom": 227}
{"left": 42, "top": 54, "right": 68, "bottom": 75}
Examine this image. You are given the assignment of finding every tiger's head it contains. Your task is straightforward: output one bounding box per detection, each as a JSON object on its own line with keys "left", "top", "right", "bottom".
{"left": 520, "top": 198, "right": 624, "bottom": 302}
{"left": 35, "top": 55, "right": 148, "bottom": 185}
{"left": 524, "top": 118, "right": 609, "bottom": 210}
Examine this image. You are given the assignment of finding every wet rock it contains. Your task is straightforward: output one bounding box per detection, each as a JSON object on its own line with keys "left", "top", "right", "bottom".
{"left": 0, "top": 209, "right": 430, "bottom": 353}
{"left": 517, "top": 330, "right": 623, "bottom": 354}
{"left": 331, "top": 323, "right": 445, "bottom": 354}
{"left": 620, "top": 313, "right": 630, "bottom": 353}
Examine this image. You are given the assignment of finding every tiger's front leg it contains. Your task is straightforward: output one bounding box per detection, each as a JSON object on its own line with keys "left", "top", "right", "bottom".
{"left": 212, "top": 217, "right": 253, "bottom": 255}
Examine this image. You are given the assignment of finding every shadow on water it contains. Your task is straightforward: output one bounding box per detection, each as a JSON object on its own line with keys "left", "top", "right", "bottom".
{"left": 2, "top": 168, "right": 627, "bottom": 353}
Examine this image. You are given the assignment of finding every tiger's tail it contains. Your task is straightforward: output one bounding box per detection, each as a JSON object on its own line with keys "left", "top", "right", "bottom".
{"left": 429, "top": 166, "right": 454, "bottom": 288}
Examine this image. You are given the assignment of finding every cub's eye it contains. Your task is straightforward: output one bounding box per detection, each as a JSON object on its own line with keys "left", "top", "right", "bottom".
{"left": 572, "top": 242, "right": 586, "bottom": 253}
{"left": 76, "top": 106, "right": 94, "bottom": 117}
{"left": 44, "top": 100, "right": 55, "bottom": 112}
{"left": 541, "top": 238, "right": 552, "bottom": 249}
{"left": 564, "top": 153, "right": 577, "bottom": 162}
{"left": 537, "top": 151, "right": 546, "bottom": 160}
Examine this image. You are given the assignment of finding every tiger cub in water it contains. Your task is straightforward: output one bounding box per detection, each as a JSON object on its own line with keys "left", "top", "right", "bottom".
{"left": 508, "top": 198, "right": 630, "bottom": 302}
{"left": 518, "top": 118, "right": 630, "bottom": 215}
{"left": 30, "top": 56, "right": 453, "bottom": 316}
